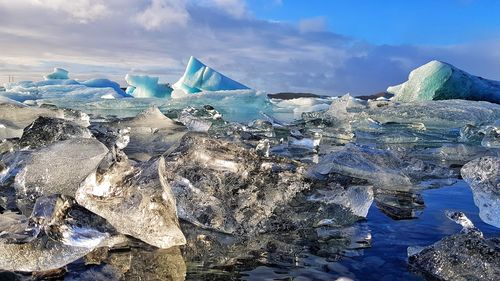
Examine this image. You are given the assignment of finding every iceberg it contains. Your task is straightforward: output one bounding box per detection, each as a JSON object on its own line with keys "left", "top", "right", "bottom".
{"left": 2, "top": 68, "right": 129, "bottom": 101}
{"left": 124, "top": 74, "right": 172, "bottom": 98}
{"left": 81, "top": 78, "right": 128, "bottom": 97}
{"left": 44, "top": 67, "right": 69, "bottom": 80}
{"left": 388, "top": 60, "right": 500, "bottom": 103}
{"left": 172, "top": 56, "right": 250, "bottom": 95}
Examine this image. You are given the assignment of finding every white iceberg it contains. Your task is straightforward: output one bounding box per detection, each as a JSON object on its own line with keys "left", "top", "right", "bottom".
{"left": 44, "top": 67, "right": 69, "bottom": 80}
{"left": 2, "top": 68, "right": 129, "bottom": 101}
{"left": 124, "top": 74, "right": 172, "bottom": 98}
{"left": 388, "top": 60, "right": 500, "bottom": 103}
{"left": 173, "top": 56, "right": 250, "bottom": 95}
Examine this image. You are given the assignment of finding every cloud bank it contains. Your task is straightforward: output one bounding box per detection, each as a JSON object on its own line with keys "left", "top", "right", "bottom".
{"left": 0, "top": 0, "right": 499, "bottom": 95}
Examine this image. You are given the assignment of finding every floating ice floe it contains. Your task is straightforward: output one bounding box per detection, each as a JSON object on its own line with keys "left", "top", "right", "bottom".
{"left": 388, "top": 60, "right": 500, "bottom": 103}
{"left": 461, "top": 156, "right": 500, "bottom": 228}
{"left": 172, "top": 56, "right": 250, "bottom": 95}
{"left": 124, "top": 74, "right": 172, "bottom": 98}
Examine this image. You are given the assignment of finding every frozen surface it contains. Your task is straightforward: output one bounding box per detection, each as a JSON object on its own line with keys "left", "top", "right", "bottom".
{"left": 124, "top": 74, "right": 172, "bottom": 98}
{"left": 388, "top": 60, "right": 500, "bottom": 103}
{"left": 461, "top": 156, "right": 500, "bottom": 228}
{"left": 173, "top": 56, "right": 250, "bottom": 95}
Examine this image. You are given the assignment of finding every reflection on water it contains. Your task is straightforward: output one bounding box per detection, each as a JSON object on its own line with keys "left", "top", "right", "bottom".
{"left": 183, "top": 181, "right": 498, "bottom": 281}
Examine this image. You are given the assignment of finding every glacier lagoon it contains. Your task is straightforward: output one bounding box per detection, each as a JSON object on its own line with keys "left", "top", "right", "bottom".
{"left": 0, "top": 60, "right": 499, "bottom": 281}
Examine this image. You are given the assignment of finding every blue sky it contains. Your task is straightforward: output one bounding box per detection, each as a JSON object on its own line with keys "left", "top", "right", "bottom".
{"left": 0, "top": 0, "right": 499, "bottom": 95}
{"left": 249, "top": 0, "right": 500, "bottom": 45}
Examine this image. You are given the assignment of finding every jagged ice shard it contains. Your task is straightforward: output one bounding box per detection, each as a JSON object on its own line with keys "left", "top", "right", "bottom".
{"left": 388, "top": 60, "right": 500, "bottom": 103}
{"left": 172, "top": 56, "right": 250, "bottom": 95}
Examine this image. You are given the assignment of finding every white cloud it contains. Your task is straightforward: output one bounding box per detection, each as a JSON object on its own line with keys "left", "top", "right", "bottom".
{"left": 209, "top": 0, "right": 247, "bottom": 18}
{"left": 28, "top": 0, "right": 108, "bottom": 23}
{"left": 135, "top": 0, "right": 189, "bottom": 30}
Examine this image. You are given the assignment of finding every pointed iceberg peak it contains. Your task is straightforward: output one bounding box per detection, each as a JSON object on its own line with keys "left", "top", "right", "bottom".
{"left": 388, "top": 60, "right": 500, "bottom": 104}
{"left": 173, "top": 56, "right": 250, "bottom": 95}
{"left": 44, "top": 67, "right": 69, "bottom": 80}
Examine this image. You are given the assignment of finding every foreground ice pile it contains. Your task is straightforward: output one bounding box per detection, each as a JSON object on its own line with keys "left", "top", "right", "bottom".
{"left": 388, "top": 60, "right": 500, "bottom": 104}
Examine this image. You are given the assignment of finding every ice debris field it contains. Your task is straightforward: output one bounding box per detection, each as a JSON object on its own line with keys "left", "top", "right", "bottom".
{"left": 0, "top": 57, "right": 499, "bottom": 280}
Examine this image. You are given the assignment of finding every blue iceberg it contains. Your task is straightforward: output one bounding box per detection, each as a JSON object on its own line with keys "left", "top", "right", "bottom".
{"left": 173, "top": 56, "right": 250, "bottom": 95}
{"left": 388, "top": 60, "right": 500, "bottom": 104}
{"left": 44, "top": 67, "right": 70, "bottom": 80}
{"left": 124, "top": 74, "right": 172, "bottom": 98}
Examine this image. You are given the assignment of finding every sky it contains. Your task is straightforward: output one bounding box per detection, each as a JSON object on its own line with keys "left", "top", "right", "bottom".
{"left": 0, "top": 0, "right": 500, "bottom": 95}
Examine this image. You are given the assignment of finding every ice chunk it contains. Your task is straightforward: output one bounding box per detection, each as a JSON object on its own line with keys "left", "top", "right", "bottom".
{"left": 44, "top": 67, "right": 69, "bottom": 80}
{"left": 112, "top": 106, "right": 187, "bottom": 161}
{"left": 0, "top": 195, "right": 125, "bottom": 272}
{"left": 18, "top": 116, "right": 93, "bottom": 149}
{"left": 0, "top": 102, "right": 90, "bottom": 139}
{"left": 309, "top": 144, "right": 454, "bottom": 188}
{"left": 164, "top": 133, "right": 310, "bottom": 234}
{"left": 124, "top": 74, "right": 172, "bottom": 98}
{"left": 461, "top": 156, "right": 500, "bottom": 228}
{"left": 375, "top": 189, "right": 424, "bottom": 220}
{"left": 12, "top": 138, "right": 108, "bottom": 214}
{"left": 173, "top": 56, "right": 250, "bottom": 95}
{"left": 307, "top": 185, "right": 374, "bottom": 218}
{"left": 408, "top": 212, "right": 499, "bottom": 281}
{"left": 388, "top": 60, "right": 500, "bottom": 103}
{"left": 76, "top": 157, "right": 186, "bottom": 249}
{"left": 176, "top": 105, "right": 223, "bottom": 132}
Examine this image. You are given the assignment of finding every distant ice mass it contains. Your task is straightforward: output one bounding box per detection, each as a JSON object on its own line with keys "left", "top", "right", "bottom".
{"left": 173, "top": 56, "right": 250, "bottom": 95}
{"left": 124, "top": 74, "right": 172, "bottom": 98}
{"left": 1, "top": 68, "right": 129, "bottom": 101}
{"left": 388, "top": 60, "right": 500, "bottom": 104}
{"left": 44, "top": 68, "right": 69, "bottom": 80}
